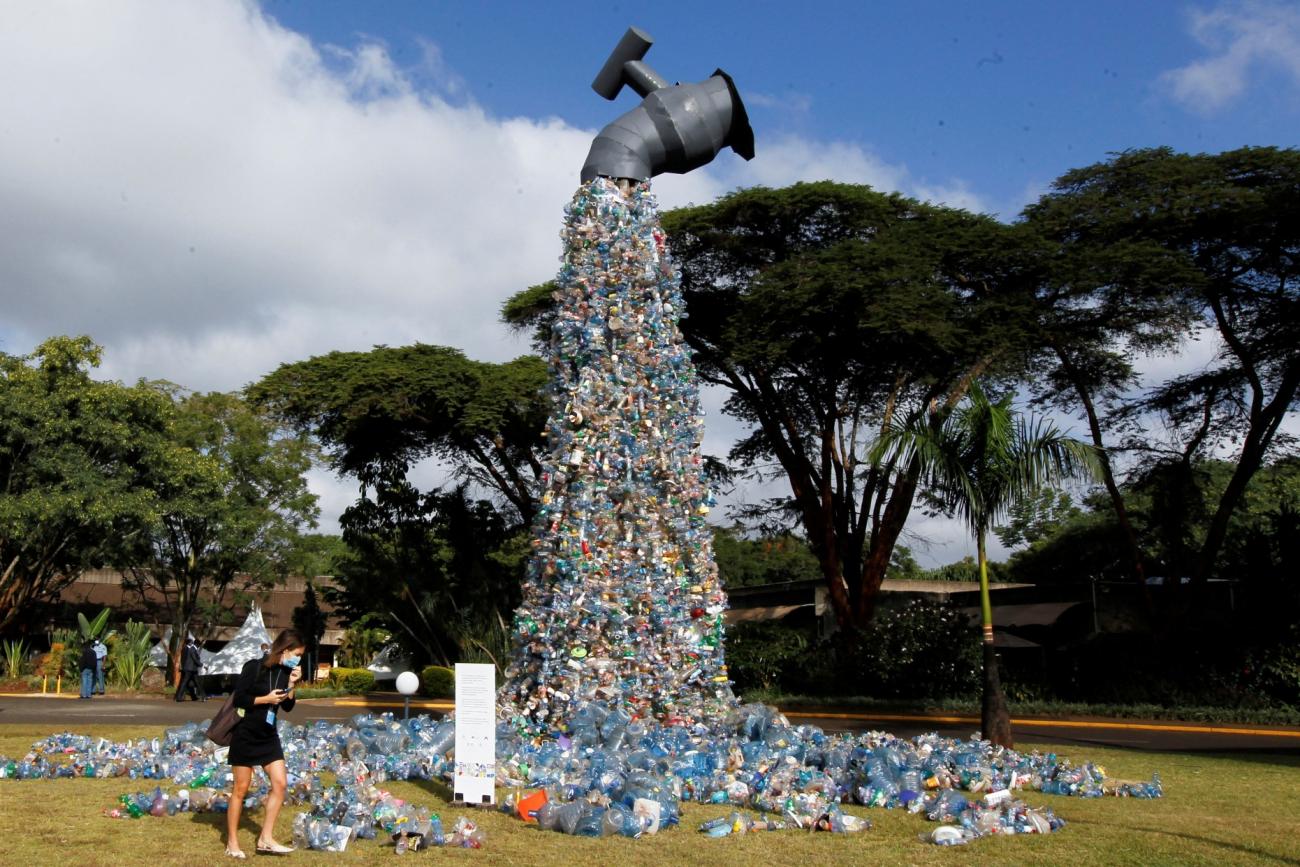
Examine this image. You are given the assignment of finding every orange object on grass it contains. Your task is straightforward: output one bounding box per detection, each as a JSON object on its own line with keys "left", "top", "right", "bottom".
{"left": 516, "top": 789, "right": 548, "bottom": 823}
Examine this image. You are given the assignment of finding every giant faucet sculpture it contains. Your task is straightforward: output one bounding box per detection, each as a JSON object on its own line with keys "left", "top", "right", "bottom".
{"left": 499, "top": 28, "right": 753, "bottom": 728}
{"left": 582, "top": 27, "right": 754, "bottom": 182}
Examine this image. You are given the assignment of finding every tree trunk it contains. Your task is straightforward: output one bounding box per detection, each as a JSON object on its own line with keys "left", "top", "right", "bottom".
{"left": 169, "top": 571, "right": 195, "bottom": 688}
{"left": 1192, "top": 377, "right": 1296, "bottom": 584}
{"left": 978, "top": 533, "right": 1013, "bottom": 747}
{"left": 1055, "top": 347, "right": 1151, "bottom": 602}
{"left": 169, "top": 611, "right": 186, "bottom": 688}
{"left": 852, "top": 465, "right": 920, "bottom": 626}
{"left": 981, "top": 643, "right": 1013, "bottom": 748}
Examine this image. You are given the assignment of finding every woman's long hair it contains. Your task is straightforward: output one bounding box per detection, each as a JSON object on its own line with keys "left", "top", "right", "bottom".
{"left": 262, "top": 628, "right": 307, "bottom": 669}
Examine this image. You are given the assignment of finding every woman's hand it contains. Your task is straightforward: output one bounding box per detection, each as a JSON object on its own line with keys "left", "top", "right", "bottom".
{"left": 258, "top": 689, "right": 290, "bottom": 706}
{"left": 287, "top": 666, "right": 303, "bottom": 688}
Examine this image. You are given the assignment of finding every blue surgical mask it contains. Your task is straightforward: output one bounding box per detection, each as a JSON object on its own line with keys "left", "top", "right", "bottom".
{"left": 283, "top": 654, "right": 301, "bottom": 669}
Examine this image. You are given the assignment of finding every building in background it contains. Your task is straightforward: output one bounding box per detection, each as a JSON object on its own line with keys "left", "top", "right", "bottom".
{"left": 53, "top": 569, "right": 346, "bottom": 678}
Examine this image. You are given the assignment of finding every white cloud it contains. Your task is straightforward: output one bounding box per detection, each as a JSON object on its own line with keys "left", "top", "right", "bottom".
{"left": 743, "top": 90, "right": 814, "bottom": 117}
{"left": 1160, "top": 1, "right": 1300, "bottom": 112}
{"left": 0, "top": 0, "right": 992, "bottom": 543}
{"left": 688, "top": 135, "right": 989, "bottom": 213}
{"left": 910, "top": 179, "right": 989, "bottom": 214}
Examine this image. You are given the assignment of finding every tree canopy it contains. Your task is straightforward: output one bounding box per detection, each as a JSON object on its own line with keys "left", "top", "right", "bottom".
{"left": 250, "top": 345, "right": 548, "bottom": 525}
{"left": 1024, "top": 146, "right": 1300, "bottom": 587}
{"left": 0, "top": 337, "right": 174, "bottom": 633}
{"left": 711, "top": 525, "right": 822, "bottom": 589}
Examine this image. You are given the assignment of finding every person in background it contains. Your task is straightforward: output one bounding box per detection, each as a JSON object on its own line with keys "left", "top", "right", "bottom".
{"left": 78, "top": 641, "right": 97, "bottom": 699}
{"left": 92, "top": 637, "right": 108, "bottom": 695}
{"left": 175, "top": 636, "right": 205, "bottom": 702}
{"left": 224, "top": 628, "right": 305, "bottom": 858}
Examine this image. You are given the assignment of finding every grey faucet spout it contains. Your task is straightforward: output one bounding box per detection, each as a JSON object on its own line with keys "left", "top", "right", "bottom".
{"left": 580, "top": 27, "right": 754, "bottom": 183}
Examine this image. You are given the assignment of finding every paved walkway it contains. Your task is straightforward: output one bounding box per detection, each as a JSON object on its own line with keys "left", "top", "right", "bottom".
{"left": 2, "top": 693, "right": 1297, "bottom": 753}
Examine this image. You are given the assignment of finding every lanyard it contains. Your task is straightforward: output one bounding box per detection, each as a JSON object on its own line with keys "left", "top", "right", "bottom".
{"left": 266, "top": 667, "right": 284, "bottom": 726}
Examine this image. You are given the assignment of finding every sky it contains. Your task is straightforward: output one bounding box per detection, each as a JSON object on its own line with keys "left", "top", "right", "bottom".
{"left": 1, "top": 0, "right": 1297, "bottom": 565}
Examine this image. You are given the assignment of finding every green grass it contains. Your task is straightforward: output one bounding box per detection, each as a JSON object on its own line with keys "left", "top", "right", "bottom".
{"left": 2, "top": 724, "right": 1298, "bottom": 866}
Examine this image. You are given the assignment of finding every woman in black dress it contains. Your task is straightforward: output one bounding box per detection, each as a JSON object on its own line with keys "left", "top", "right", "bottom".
{"left": 224, "top": 628, "right": 305, "bottom": 858}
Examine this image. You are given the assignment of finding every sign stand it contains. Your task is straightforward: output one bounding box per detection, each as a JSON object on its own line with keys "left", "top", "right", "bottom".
{"left": 452, "top": 662, "right": 496, "bottom": 806}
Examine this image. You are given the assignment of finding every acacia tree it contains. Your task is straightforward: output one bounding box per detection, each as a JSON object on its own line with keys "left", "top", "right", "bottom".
{"left": 1024, "top": 146, "right": 1300, "bottom": 588}
{"left": 507, "top": 182, "right": 1038, "bottom": 628}
{"left": 249, "top": 345, "right": 548, "bottom": 525}
{"left": 873, "top": 384, "right": 1098, "bottom": 745}
{"left": 0, "top": 337, "right": 174, "bottom": 633}
{"left": 123, "top": 390, "right": 318, "bottom": 680}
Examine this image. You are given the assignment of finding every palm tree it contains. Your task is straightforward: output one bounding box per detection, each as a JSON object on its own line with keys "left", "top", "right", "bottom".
{"left": 873, "top": 384, "right": 1099, "bottom": 746}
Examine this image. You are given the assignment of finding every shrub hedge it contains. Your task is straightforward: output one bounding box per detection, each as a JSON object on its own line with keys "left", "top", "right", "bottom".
{"left": 421, "top": 665, "right": 455, "bottom": 698}
{"left": 327, "top": 667, "right": 376, "bottom": 694}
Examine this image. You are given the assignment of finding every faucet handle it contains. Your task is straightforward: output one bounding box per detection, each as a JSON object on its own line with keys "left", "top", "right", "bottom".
{"left": 592, "top": 27, "right": 667, "bottom": 100}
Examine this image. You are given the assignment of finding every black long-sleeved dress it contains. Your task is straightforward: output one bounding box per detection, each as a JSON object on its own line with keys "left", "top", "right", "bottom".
{"left": 227, "top": 656, "right": 296, "bottom": 767}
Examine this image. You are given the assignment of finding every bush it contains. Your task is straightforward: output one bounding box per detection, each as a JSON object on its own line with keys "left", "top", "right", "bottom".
{"left": 108, "top": 620, "right": 154, "bottom": 690}
{"left": 42, "top": 643, "right": 66, "bottom": 677}
{"left": 2, "top": 639, "right": 29, "bottom": 680}
{"left": 337, "top": 625, "right": 391, "bottom": 668}
{"left": 421, "top": 665, "right": 455, "bottom": 698}
{"left": 293, "top": 686, "right": 348, "bottom": 699}
{"left": 1242, "top": 622, "right": 1300, "bottom": 708}
{"left": 828, "top": 599, "right": 981, "bottom": 700}
{"left": 327, "top": 667, "right": 376, "bottom": 694}
{"left": 51, "top": 628, "right": 81, "bottom": 680}
{"left": 725, "top": 622, "right": 810, "bottom": 693}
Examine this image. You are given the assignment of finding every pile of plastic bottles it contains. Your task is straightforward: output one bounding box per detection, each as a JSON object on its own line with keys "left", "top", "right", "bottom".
{"left": 0, "top": 730, "right": 232, "bottom": 784}
{"left": 291, "top": 761, "right": 484, "bottom": 852}
{"left": 699, "top": 806, "right": 871, "bottom": 837}
{"left": 31, "top": 715, "right": 481, "bottom": 852}
{"left": 0, "top": 700, "right": 1162, "bottom": 848}
{"left": 907, "top": 787, "right": 1067, "bottom": 845}
{"left": 498, "top": 177, "right": 734, "bottom": 730}
{"left": 104, "top": 785, "right": 242, "bottom": 818}
{"left": 490, "top": 700, "right": 1162, "bottom": 844}
{"left": 499, "top": 769, "right": 677, "bottom": 839}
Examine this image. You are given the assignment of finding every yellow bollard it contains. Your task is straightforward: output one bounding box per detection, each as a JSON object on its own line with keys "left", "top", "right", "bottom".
{"left": 43, "top": 675, "right": 48, "bottom": 694}
{"left": 56, "top": 675, "right": 62, "bottom": 695}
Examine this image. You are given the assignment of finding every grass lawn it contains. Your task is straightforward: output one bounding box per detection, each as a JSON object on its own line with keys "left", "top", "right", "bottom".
{"left": 2, "top": 724, "right": 1298, "bottom": 866}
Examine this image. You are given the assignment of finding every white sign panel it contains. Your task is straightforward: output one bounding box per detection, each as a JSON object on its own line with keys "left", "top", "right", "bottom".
{"left": 453, "top": 662, "right": 496, "bottom": 805}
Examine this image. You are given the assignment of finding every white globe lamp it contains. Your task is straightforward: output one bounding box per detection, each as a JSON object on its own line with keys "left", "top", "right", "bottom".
{"left": 396, "top": 670, "right": 420, "bottom": 719}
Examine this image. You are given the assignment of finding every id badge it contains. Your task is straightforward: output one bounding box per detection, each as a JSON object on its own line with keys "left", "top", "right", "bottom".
{"left": 267, "top": 709, "right": 276, "bottom": 726}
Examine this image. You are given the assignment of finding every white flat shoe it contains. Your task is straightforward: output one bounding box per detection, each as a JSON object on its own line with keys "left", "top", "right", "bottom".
{"left": 256, "top": 841, "right": 294, "bottom": 855}
{"left": 225, "top": 848, "right": 247, "bottom": 859}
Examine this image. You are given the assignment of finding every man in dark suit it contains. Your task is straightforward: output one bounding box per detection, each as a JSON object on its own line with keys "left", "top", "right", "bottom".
{"left": 174, "top": 636, "right": 205, "bottom": 702}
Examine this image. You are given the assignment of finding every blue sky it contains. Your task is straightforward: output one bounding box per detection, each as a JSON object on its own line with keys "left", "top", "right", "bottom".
{"left": 267, "top": 0, "right": 1300, "bottom": 217}
{"left": 0, "top": 0, "right": 1296, "bottom": 563}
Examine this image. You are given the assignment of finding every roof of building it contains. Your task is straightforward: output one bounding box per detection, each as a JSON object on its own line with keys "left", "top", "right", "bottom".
{"left": 962, "top": 601, "right": 1083, "bottom": 628}
{"left": 55, "top": 568, "right": 347, "bottom": 645}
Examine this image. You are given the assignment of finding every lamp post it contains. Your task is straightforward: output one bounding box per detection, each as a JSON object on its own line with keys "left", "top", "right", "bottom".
{"left": 395, "top": 671, "right": 419, "bottom": 720}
